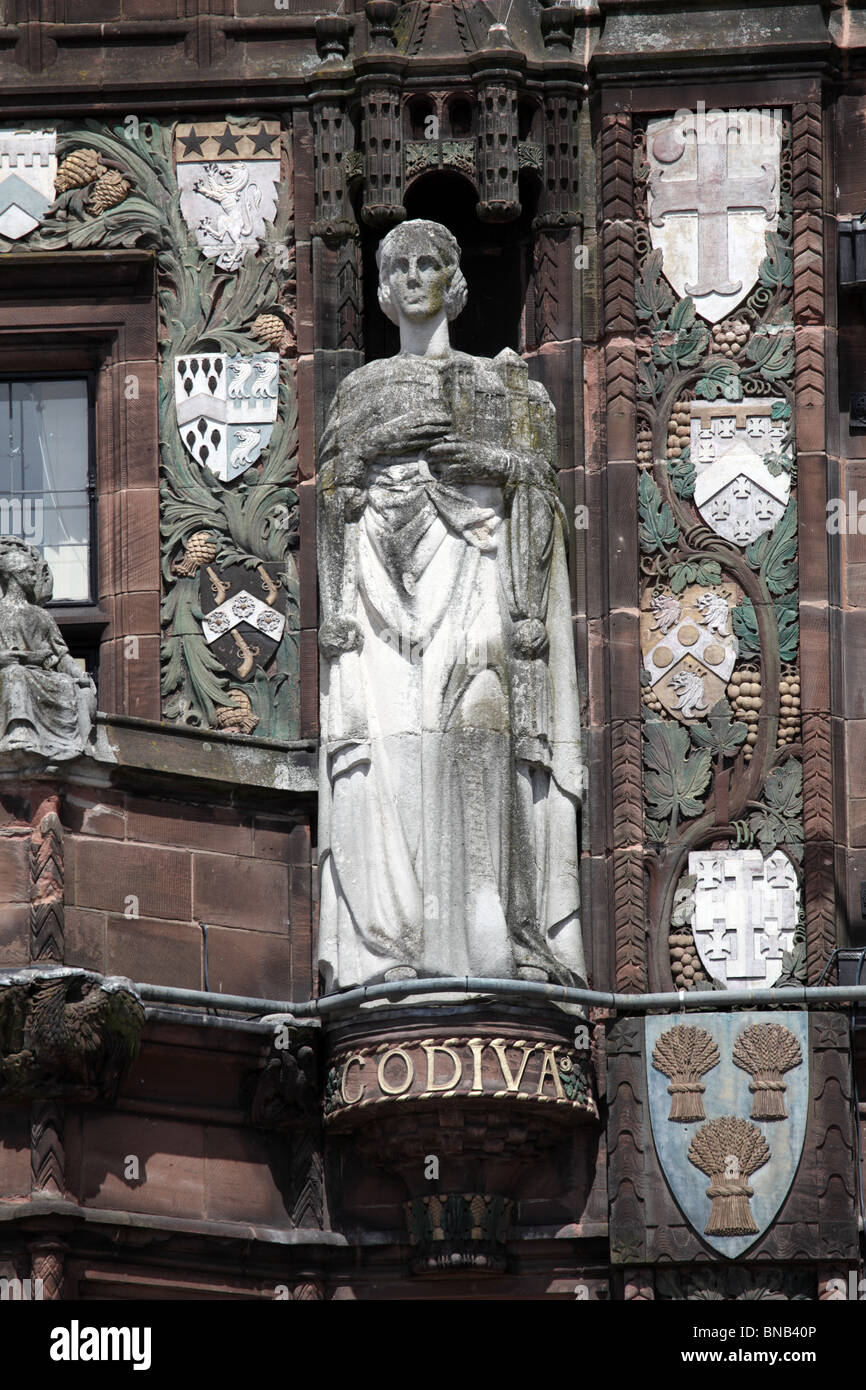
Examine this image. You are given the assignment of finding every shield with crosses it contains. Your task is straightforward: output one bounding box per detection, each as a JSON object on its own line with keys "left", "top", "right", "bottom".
{"left": 174, "top": 351, "right": 279, "bottom": 483}
{"left": 689, "top": 849, "right": 800, "bottom": 991}
{"left": 690, "top": 397, "right": 792, "bottom": 547}
{"left": 199, "top": 560, "right": 287, "bottom": 680}
{"left": 175, "top": 121, "right": 281, "bottom": 271}
{"left": 641, "top": 581, "right": 740, "bottom": 724}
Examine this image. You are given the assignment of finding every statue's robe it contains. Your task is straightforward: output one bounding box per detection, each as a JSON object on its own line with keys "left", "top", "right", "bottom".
{"left": 317, "top": 347, "right": 585, "bottom": 990}
{"left": 0, "top": 599, "right": 92, "bottom": 759}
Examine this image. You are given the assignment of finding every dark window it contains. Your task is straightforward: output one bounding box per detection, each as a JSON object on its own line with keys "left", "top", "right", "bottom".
{"left": 0, "top": 375, "right": 95, "bottom": 603}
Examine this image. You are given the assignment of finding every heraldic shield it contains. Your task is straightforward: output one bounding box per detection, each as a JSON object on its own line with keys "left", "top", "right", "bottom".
{"left": 175, "top": 351, "right": 279, "bottom": 483}
{"left": 646, "top": 1011, "right": 808, "bottom": 1256}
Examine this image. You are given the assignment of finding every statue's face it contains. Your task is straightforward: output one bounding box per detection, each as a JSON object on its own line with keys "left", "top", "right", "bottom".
{"left": 385, "top": 247, "right": 452, "bottom": 322}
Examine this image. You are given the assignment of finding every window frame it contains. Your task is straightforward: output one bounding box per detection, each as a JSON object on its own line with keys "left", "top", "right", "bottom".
{"left": 0, "top": 367, "right": 98, "bottom": 607}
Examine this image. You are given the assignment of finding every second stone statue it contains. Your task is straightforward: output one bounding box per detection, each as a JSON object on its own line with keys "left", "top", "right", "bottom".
{"left": 317, "top": 219, "right": 585, "bottom": 992}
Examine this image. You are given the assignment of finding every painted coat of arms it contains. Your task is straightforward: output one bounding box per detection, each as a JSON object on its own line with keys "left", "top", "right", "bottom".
{"left": 640, "top": 581, "right": 740, "bottom": 724}
{"left": 691, "top": 398, "right": 792, "bottom": 546}
{"left": 0, "top": 130, "right": 56, "bottom": 241}
{"left": 689, "top": 849, "right": 800, "bottom": 990}
{"left": 646, "top": 1012, "right": 808, "bottom": 1256}
{"left": 199, "top": 560, "right": 287, "bottom": 681}
{"left": 174, "top": 351, "right": 279, "bottom": 482}
{"left": 646, "top": 108, "right": 782, "bottom": 323}
{"left": 175, "top": 121, "right": 281, "bottom": 271}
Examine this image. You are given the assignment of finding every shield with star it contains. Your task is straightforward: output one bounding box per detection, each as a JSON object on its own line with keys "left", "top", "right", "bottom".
{"left": 199, "top": 560, "right": 287, "bottom": 680}
{"left": 174, "top": 351, "right": 279, "bottom": 482}
{"left": 0, "top": 129, "right": 56, "bottom": 241}
{"left": 175, "top": 121, "right": 281, "bottom": 271}
{"left": 640, "top": 581, "right": 741, "bottom": 725}
{"left": 646, "top": 109, "right": 782, "bottom": 323}
{"left": 646, "top": 1011, "right": 808, "bottom": 1257}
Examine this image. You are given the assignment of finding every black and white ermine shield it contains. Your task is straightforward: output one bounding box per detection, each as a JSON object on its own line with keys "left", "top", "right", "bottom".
{"left": 646, "top": 1011, "right": 808, "bottom": 1256}
{"left": 175, "top": 351, "right": 279, "bottom": 482}
{"left": 198, "top": 560, "right": 286, "bottom": 680}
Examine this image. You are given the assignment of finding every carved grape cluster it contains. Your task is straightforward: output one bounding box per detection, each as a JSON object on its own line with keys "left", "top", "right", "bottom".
{"left": 777, "top": 665, "right": 801, "bottom": 747}
{"left": 709, "top": 318, "right": 751, "bottom": 359}
{"left": 666, "top": 397, "right": 692, "bottom": 461}
{"left": 727, "top": 666, "right": 762, "bottom": 762}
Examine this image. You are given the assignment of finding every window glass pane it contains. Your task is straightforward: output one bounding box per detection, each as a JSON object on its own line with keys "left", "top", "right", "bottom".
{"left": 0, "top": 379, "right": 90, "bottom": 601}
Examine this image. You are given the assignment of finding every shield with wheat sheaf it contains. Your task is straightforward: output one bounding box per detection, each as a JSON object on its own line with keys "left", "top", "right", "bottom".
{"left": 645, "top": 1011, "right": 808, "bottom": 1256}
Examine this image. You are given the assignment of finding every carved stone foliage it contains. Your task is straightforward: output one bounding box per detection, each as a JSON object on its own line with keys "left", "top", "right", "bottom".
{"left": 32, "top": 118, "right": 300, "bottom": 739}
{"left": 0, "top": 967, "right": 143, "bottom": 1103}
{"left": 632, "top": 113, "right": 807, "bottom": 992}
{"left": 655, "top": 1267, "right": 813, "bottom": 1300}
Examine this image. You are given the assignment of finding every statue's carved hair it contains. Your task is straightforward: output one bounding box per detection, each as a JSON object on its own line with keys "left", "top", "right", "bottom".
{"left": 376, "top": 218, "right": 468, "bottom": 324}
{"left": 0, "top": 536, "right": 52, "bottom": 603}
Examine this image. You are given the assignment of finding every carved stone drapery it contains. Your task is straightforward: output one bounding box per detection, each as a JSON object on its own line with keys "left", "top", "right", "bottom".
{"left": 316, "top": 219, "right": 585, "bottom": 990}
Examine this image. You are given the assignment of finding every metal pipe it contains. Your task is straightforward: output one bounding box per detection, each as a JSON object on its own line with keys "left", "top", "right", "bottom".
{"left": 132, "top": 976, "right": 866, "bottom": 1021}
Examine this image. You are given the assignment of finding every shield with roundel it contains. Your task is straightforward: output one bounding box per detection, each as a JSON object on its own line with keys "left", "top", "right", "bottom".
{"left": 175, "top": 351, "right": 279, "bottom": 483}
{"left": 0, "top": 129, "right": 56, "bottom": 240}
{"left": 646, "top": 1011, "right": 808, "bottom": 1257}
{"left": 640, "top": 581, "right": 741, "bottom": 724}
{"left": 199, "top": 560, "right": 287, "bottom": 679}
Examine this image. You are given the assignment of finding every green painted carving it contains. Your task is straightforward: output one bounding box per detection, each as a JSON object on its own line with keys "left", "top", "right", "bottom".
{"left": 643, "top": 719, "right": 713, "bottom": 836}
{"left": 633, "top": 114, "right": 804, "bottom": 988}
{"left": 31, "top": 118, "right": 299, "bottom": 737}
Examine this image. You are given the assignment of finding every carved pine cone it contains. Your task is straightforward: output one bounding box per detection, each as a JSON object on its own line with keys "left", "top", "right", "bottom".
{"left": 215, "top": 690, "right": 259, "bottom": 736}
{"left": 87, "top": 170, "right": 132, "bottom": 214}
{"left": 172, "top": 531, "right": 218, "bottom": 576}
{"left": 250, "top": 313, "right": 292, "bottom": 355}
{"left": 55, "top": 148, "right": 104, "bottom": 192}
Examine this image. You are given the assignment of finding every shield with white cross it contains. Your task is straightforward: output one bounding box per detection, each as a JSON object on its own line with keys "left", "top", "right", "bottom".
{"left": 174, "top": 351, "right": 279, "bottom": 482}
{"left": 646, "top": 1010, "right": 808, "bottom": 1257}
{"left": 690, "top": 397, "right": 792, "bottom": 547}
{"left": 689, "top": 849, "right": 800, "bottom": 989}
{"left": 646, "top": 109, "right": 782, "bottom": 323}
{"left": 640, "top": 582, "right": 741, "bottom": 725}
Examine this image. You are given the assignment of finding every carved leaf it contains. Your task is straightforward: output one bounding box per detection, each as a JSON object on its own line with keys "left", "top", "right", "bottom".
{"left": 668, "top": 447, "right": 696, "bottom": 499}
{"left": 745, "top": 325, "right": 795, "bottom": 380}
{"left": 745, "top": 501, "right": 798, "bottom": 596}
{"left": 688, "top": 698, "right": 749, "bottom": 758}
{"left": 748, "top": 760, "right": 804, "bottom": 862}
{"left": 668, "top": 558, "right": 722, "bottom": 594}
{"left": 644, "top": 718, "right": 713, "bottom": 830}
{"left": 694, "top": 362, "right": 743, "bottom": 402}
{"left": 758, "top": 230, "right": 793, "bottom": 289}
{"left": 635, "top": 248, "right": 674, "bottom": 324}
{"left": 638, "top": 472, "right": 679, "bottom": 553}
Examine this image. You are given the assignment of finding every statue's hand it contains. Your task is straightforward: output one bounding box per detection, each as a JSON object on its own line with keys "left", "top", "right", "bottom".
{"left": 511, "top": 617, "right": 549, "bottom": 660}
{"left": 359, "top": 412, "right": 452, "bottom": 463}
{"left": 426, "top": 437, "right": 510, "bottom": 483}
{"left": 319, "top": 616, "right": 364, "bottom": 660}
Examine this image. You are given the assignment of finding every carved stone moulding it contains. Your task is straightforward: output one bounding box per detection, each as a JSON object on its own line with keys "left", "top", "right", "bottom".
{"left": 404, "top": 1193, "right": 513, "bottom": 1275}
{"left": 324, "top": 1003, "right": 596, "bottom": 1179}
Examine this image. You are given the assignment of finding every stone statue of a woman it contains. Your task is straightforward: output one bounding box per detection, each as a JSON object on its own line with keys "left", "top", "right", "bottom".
{"left": 0, "top": 537, "right": 96, "bottom": 761}
{"left": 317, "top": 219, "right": 585, "bottom": 991}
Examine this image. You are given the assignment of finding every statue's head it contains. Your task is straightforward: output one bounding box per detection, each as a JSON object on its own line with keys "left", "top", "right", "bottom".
{"left": 376, "top": 219, "right": 468, "bottom": 326}
{"left": 0, "top": 537, "right": 52, "bottom": 603}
